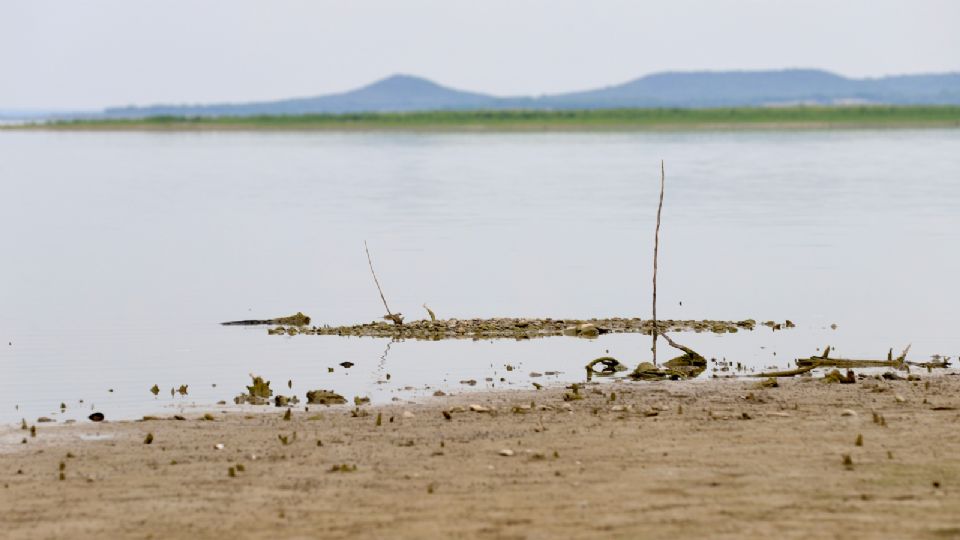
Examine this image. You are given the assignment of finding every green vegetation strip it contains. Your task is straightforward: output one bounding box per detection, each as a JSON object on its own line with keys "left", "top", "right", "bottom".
{"left": 15, "top": 106, "right": 960, "bottom": 131}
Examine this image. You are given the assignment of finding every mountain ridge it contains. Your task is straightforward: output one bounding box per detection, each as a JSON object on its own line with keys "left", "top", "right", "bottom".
{"left": 92, "top": 69, "right": 960, "bottom": 118}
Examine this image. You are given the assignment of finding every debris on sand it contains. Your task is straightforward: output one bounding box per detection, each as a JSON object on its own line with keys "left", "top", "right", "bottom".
{"left": 221, "top": 312, "right": 311, "bottom": 327}
{"left": 306, "top": 390, "right": 347, "bottom": 406}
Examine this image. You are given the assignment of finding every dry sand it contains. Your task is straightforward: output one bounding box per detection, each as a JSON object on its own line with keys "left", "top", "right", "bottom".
{"left": 2, "top": 374, "right": 959, "bottom": 539}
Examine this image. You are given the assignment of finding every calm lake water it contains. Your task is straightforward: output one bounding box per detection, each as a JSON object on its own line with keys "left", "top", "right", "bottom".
{"left": 2, "top": 129, "right": 959, "bottom": 424}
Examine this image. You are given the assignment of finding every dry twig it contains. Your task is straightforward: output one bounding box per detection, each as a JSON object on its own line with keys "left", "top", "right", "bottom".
{"left": 364, "top": 241, "right": 403, "bottom": 325}
{"left": 651, "top": 160, "right": 665, "bottom": 364}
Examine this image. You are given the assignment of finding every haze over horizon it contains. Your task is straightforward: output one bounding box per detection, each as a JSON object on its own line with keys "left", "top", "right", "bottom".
{"left": 4, "top": 0, "right": 958, "bottom": 110}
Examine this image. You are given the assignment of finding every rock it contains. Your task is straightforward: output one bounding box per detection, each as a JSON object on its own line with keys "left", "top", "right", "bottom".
{"left": 824, "top": 369, "right": 845, "bottom": 384}
{"left": 88, "top": 412, "right": 104, "bottom": 422}
{"left": 469, "top": 404, "right": 491, "bottom": 413}
{"left": 529, "top": 372, "right": 543, "bottom": 378}
{"left": 214, "top": 443, "right": 224, "bottom": 450}
{"left": 459, "top": 379, "right": 477, "bottom": 386}
{"left": 841, "top": 409, "right": 858, "bottom": 417}
{"left": 37, "top": 417, "right": 54, "bottom": 423}
{"left": 306, "top": 390, "right": 347, "bottom": 405}
{"left": 402, "top": 411, "right": 415, "bottom": 419}
{"left": 246, "top": 376, "right": 272, "bottom": 398}
{"left": 340, "top": 361, "right": 355, "bottom": 369}
{"left": 274, "top": 395, "right": 299, "bottom": 407}
{"left": 499, "top": 449, "right": 515, "bottom": 457}
{"left": 895, "top": 394, "right": 906, "bottom": 403}
{"left": 577, "top": 323, "right": 600, "bottom": 337}
{"left": 432, "top": 390, "right": 446, "bottom": 397}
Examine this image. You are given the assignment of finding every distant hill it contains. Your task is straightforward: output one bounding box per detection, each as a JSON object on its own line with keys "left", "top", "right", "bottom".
{"left": 93, "top": 69, "right": 960, "bottom": 118}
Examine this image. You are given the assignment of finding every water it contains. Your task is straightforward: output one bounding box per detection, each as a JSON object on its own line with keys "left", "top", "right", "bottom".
{"left": 2, "top": 129, "right": 959, "bottom": 424}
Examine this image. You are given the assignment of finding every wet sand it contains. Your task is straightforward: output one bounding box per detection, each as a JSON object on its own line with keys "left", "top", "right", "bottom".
{"left": 2, "top": 374, "right": 959, "bottom": 539}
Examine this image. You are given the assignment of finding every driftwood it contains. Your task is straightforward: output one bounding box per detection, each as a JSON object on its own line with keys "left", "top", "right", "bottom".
{"left": 796, "top": 345, "right": 909, "bottom": 370}
{"left": 585, "top": 357, "right": 629, "bottom": 380}
{"left": 749, "top": 345, "right": 951, "bottom": 378}
{"left": 221, "top": 312, "right": 310, "bottom": 326}
{"left": 748, "top": 365, "right": 816, "bottom": 378}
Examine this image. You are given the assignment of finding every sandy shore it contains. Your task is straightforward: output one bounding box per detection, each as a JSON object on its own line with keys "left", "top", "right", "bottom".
{"left": 2, "top": 374, "right": 959, "bottom": 539}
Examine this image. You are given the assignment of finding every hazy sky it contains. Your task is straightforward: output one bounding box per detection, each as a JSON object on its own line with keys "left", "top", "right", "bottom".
{"left": 3, "top": 0, "right": 958, "bottom": 110}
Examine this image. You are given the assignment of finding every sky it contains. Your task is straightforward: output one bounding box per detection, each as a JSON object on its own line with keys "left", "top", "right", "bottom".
{"left": 2, "top": 0, "right": 959, "bottom": 110}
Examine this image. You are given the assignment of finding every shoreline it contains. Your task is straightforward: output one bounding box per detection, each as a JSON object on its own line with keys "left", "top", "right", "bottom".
{"left": 8, "top": 120, "right": 960, "bottom": 133}
{"left": 6, "top": 106, "right": 960, "bottom": 133}
{"left": 3, "top": 373, "right": 958, "bottom": 538}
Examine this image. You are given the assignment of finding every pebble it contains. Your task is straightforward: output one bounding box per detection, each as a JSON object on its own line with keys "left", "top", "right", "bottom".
{"left": 841, "top": 409, "right": 858, "bottom": 417}
{"left": 469, "top": 404, "right": 491, "bottom": 413}
{"left": 214, "top": 443, "right": 225, "bottom": 450}
{"left": 895, "top": 394, "right": 906, "bottom": 403}
{"left": 499, "top": 449, "right": 515, "bottom": 457}
{"left": 402, "top": 411, "right": 415, "bottom": 419}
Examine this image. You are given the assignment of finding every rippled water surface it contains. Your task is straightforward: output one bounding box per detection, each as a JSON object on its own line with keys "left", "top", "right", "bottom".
{"left": 2, "top": 129, "right": 959, "bottom": 423}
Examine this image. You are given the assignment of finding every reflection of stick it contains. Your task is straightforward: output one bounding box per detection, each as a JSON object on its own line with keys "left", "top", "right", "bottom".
{"left": 364, "top": 241, "right": 403, "bottom": 324}
{"left": 651, "top": 161, "right": 665, "bottom": 365}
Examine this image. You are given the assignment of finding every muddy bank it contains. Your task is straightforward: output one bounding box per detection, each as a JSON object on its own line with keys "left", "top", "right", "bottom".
{"left": 3, "top": 375, "right": 959, "bottom": 539}
{"left": 266, "top": 317, "right": 763, "bottom": 340}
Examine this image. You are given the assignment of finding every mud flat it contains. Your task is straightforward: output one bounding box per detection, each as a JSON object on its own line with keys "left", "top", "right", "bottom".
{"left": 3, "top": 373, "right": 959, "bottom": 539}
{"left": 267, "top": 317, "right": 760, "bottom": 340}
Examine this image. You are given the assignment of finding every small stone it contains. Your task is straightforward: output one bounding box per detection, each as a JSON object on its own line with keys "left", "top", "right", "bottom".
{"left": 88, "top": 412, "right": 104, "bottom": 422}
{"left": 402, "top": 411, "right": 415, "bottom": 419}
{"left": 469, "top": 404, "right": 491, "bottom": 413}
{"left": 841, "top": 409, "right": 858, "bottom": 417}
{"left": 894, "top": 394, "right": 906, "bottom": 403}
{"left": 499, "top": 449, "right": 515, "bottom": 457}
{"left": 214, "top": 443, "right": 225, "bottom": 450}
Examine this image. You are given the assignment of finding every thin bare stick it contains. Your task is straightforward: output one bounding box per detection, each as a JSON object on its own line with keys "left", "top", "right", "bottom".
{"left": 652, "top": 160, "right": 665, "bottom": 365}
{"left": 364, "top": 241, "right": 403, "bottom": 324}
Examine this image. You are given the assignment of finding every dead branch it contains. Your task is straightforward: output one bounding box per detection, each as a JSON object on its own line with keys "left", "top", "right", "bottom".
{"left": 796, "top": 344, "right": 909, "bottom": 370}
{"left": 423, "top": 303, "right": 437, "bottom": 322}
{"left": 364, "top": 240, "right": 403, "bottom": 325}
{"left": 748, "top": 365, "right": 816, "bottom": 378}
{"left": 651, "top": 160, "right": 665, "bottom": 365}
